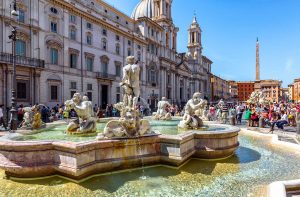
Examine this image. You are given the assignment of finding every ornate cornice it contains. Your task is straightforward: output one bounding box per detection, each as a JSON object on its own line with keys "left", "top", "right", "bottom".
{"left": 51, "top": 0, "right": 147, "bottom": 45}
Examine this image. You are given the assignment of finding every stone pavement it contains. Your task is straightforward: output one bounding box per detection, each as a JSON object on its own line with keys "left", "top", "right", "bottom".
{"left": 237, "top": 123, "right": 300, "bottom": 145}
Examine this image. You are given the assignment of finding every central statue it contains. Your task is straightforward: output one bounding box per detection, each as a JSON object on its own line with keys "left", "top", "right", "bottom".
{"left": 178, "top": 92, "right": 207, "bottom": 129}
{"left": 120, "top": 56, "right": 140, "bottom": 108}
{"left": 97, "top": 56, "right": 152, "bottom": 139}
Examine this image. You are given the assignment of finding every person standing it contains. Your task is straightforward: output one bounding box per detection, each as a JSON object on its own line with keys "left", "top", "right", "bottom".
{"left": 0, "top": 105, "right": 7, "bottom": 130}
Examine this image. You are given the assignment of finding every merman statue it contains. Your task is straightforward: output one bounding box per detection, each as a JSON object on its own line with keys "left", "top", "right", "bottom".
{"left": 178, "top": 92, "right": 207, "bottom": 129}
{"left": 64, "top": 93, "right": 97, "bottom": 134}
{"left": 153, "top": 97, "right": 172, "bottom": 120}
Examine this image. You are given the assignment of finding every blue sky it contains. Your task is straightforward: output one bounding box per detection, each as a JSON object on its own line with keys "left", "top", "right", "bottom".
{"left": 107, "top": 0, "right": 300, "bottom": 87}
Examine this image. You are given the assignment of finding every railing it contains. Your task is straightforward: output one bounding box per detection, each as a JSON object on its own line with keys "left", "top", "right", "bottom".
{"left": 0, "top": 52, "right": 45, "bottom": 68}
{"left": 96, "top": 72, "right": 116, "bottom": 80}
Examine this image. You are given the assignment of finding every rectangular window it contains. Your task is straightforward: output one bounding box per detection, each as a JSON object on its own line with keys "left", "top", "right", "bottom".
{"left": 51, "top": 85, "right": 58, "bottom": 100}
{"left": 87, "top": 35, "right": 92, "bottom": 45}
{"left": 87, "top": 92, "right": 92, "bottom": 101}
{"left": 70, "top": 15, "right": 76, "bottom": 23}
{"left": 128, "top": 40, "right": 131, "bottom": 46}
{"left": 116, "top": 65, "right": 121, "bottom": 77}
{"left": 102, "top": 40, "right": 107, "bottom": 50}
{"left": 116, "top": 94, "right": 120, "bottom": 103}
{"left": 167, "top": 89, "right": 171, "bottom": 99}
{"left": 70, "top": 91, "right": 76, "bottom": 99}
{"left": 50, "top": 48, "right": 58, "bottom": 64}
{"left": 116, "top": 87, "right": 121, "bottom": 103}
{"left": 51, "top": 22, "right": 57, "bottom": 33}
{"left": 150, "top": 70, "right": 156, "bottom": 82}
{"left": 17, "top": 81, "right": 28, "bottom": 100}
{"left": 116, "top": 45, "right": 120, "bottom": 55}
{"left": 102, "top": 62, "right": 108, "bottom": 74}
{"left": 116, "top": 35, "right": 120, "bottom": 41}
{"left": 70, "top": 82, "right": 77, "bottom": 89}
{"left": 70, "top": 54, "right": 77, "bottom": 68}
{"left": 167, "top": 75, "right": 171, "bottom": 84}
{"left": 127, "top": 48, "right": 131, "bottom": 56}
{"left": 18, "top": 10, "right": 25, "bottom": 23}
{"left": 16, "top": 40, "right": 26, "bottom": 56}
{"left": 86, "top": 57, "right": 94, "bottom": 72}
{"left": 70, "top": 29, "right": 76, "bottom": 40}
{"left": 86, "top": 22, "right": 93, "bottom": 29}
{"left": 87, "top": 84, "right": 93, "bottom": 91}
{"left": 102, "top": 29, "right": 107, "bottom": 36}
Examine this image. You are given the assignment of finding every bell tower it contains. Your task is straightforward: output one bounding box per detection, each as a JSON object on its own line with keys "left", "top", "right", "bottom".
{"left": 153, "top": 0, "right": 172, "bottom": 21}
{"left": 187, "top": 15, "right": 202, "bottom": 61}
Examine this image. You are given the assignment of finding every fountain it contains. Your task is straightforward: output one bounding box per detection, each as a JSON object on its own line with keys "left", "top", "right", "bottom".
{"left": 247, "top": 90, "right": 269, "bottom": 105}
{"left": 0, "top": 57, "right": 240, "bottom": 181}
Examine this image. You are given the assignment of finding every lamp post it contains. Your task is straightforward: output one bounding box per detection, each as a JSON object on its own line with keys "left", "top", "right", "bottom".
{"left": 8, "top": 0, "right": 19, "bottom": 131}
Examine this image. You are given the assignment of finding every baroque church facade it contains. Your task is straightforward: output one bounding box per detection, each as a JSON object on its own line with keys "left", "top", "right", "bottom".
{"left": 0, "top": 0, "right": 212, "bottom": 110}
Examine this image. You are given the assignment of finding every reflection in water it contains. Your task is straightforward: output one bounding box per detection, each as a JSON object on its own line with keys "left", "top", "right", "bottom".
{"left": 1, "top": 133, "right": 300, "bottom": 196}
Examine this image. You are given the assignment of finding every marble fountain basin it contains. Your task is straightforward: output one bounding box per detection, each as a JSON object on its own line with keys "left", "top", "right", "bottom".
{"left": 0, "top": 118, "right": 239, "bottom": 179}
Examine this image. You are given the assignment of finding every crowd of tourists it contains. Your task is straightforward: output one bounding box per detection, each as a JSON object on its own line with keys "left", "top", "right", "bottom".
{"left": 243, "top": 102, "right": 300, "bottom": 133}
{"left": 0, "top": 100, "right": 299, "bottom": 132}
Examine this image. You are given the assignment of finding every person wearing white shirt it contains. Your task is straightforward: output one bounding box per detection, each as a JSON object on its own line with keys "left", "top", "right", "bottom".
{"left": 0, "top": 105, "right": 7, "bottom": 130}
{"left": 276, "top": 111, "right": 288, "bottom": 130}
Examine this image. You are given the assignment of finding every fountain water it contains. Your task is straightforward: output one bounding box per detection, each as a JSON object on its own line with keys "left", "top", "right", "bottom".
{"left": 0, "top": 56, "right": 240, "bottom": 180}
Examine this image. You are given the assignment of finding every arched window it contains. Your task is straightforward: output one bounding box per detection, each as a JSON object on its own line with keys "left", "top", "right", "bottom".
{"left": 102, "top": 38, "right": 107, "bottom": 50}
{"left": 100, "top": 55, "right": 109, "bottom": 74}
{"left": 147, "top": 63, "right": 157, "bottom": 83}
{"left": 50, "top": 7, "right": 58, "bottom": 14}
{"left": 16, "top": 40, "right": 26, "bottom": 56}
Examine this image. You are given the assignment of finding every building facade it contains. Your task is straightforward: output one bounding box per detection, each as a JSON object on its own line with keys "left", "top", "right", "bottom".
{"left": 211, "top": 75, "right": 230, "bottom": 101}
{"left": 288, "top": 78, "right": 300, "bottom": 102}
{"left": 288, "top": 84, "right": 294, "bottom": 101}
{"left": 254, "top": 80, "right": 282, "bottom": 103}
{"left": 237, "top": 81, "right": 255, "bottom": 102}
{"left": 0, "top": 0, "right": 213, "bottom": 110}
{"left": 228, "top": 80, "right": 238, "bottom": 101}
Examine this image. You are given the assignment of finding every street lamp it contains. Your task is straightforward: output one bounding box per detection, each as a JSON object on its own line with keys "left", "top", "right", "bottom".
{"left": 8, "top": 0, "right": 19, "bottom": 131}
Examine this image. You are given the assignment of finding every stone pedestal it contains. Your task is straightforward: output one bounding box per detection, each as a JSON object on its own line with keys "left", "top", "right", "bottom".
{"left": 230, "top": 117, "right": 236, "bottom": 126}
{"left": 259, "top": 117, "right": 265, "bottom": 128}
{"left": 297, "top": 121, "right": 300, "bottom": 135}
{"left": 0, "top": 124, "right": 240, "bottom": 179}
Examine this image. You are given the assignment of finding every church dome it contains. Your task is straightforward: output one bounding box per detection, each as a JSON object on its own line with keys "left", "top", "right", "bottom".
{"left": 131, "top": 0, "right": 155, "bottom": 20}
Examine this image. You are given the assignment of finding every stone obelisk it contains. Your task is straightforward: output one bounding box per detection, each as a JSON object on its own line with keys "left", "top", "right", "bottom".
{"left": 256, "top": 38, "right": 260, "bottom": 81}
